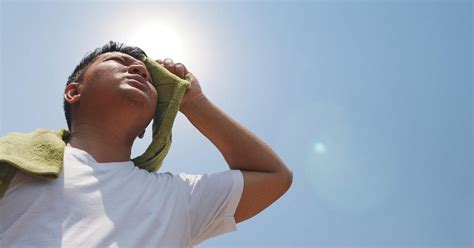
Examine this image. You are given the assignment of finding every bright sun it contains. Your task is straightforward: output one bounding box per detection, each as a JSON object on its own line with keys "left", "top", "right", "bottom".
{"left": 128, "top": 23, "right": 185, "bottom": 62}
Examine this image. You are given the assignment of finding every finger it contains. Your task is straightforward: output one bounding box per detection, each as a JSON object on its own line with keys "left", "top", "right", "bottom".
{"left": 156, "top": 59, "right": 163, "bottom": 64}
{"left": 164, "top": 58, "right": 175, "bottom": 73}
{"left": 175, "top": 63, "right": 185, "bottom": 79}
{"left": 164, "top": 58, "right": 173, "bottom": 65}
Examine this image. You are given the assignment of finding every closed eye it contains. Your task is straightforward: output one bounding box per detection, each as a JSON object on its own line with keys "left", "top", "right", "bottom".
{"left": 107, "top": 56, "right": 151, "bottom": 82}
{"left": 109, "top": 57, "right": 126, "bottom": 64}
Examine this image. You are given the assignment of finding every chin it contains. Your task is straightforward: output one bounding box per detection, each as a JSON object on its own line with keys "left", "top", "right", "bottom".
{"left": 117, "top": 87, "right": 156, "bottom": 123}
{"left": 120, "top": 90, "right": 150, "bottom": 109}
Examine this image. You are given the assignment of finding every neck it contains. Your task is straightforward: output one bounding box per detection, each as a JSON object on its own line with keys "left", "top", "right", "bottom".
{"left": 67, "top": 123, "right": 135, "bottom": 163}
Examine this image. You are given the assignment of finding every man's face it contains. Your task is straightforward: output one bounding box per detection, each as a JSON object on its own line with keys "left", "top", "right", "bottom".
{"left": 69, "top": 51, "right": 158, "bottom": 132}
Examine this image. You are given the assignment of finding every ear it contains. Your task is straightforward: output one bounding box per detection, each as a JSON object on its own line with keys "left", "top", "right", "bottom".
{"left": 64, "top": 82, "right": 81, "bottom": 104}
{"left": 138, "top": 129, "right": 145, "bottom": 139}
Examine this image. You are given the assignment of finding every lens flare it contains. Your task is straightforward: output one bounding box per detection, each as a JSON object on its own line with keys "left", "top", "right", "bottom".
{"left": 313, "top": 142, "right": 327, "bottom": 154}
{"left": 275, "top": 100, "right": 395, "bottom": 215}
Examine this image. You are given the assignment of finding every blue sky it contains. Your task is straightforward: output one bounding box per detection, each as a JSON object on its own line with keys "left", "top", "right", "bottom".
{"left": 1, "top": 1, "right": 472, "bottom": 247}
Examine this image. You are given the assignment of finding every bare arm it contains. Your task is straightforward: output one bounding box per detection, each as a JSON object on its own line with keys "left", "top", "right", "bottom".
{"left": 156, "top": 57, "right": 293, "bottom": 223}
{"left": 180, "top": 94, "right": 293, "bottom": 223}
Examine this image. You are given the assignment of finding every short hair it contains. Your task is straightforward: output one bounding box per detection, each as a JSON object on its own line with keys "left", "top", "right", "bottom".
{"left": 63, "top": 41, "right": 148, "bottom": 131}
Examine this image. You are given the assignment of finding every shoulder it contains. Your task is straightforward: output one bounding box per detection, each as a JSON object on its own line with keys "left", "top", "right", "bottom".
{"left": 174, "top": 170, "right": 242, "bottom": 187}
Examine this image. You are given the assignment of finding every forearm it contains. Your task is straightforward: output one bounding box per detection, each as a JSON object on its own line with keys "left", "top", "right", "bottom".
{"left": 180, "top": 95, "right": 289, "bottom": 173}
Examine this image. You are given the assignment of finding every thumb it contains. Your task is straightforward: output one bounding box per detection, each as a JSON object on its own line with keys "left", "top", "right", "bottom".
{"left": 185, "top": 72, "right": 195, "bottom": 82}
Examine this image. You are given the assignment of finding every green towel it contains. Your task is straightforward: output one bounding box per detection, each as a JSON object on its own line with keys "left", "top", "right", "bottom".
{"left": 0, "top": 55, "right": 191, "bottom": 199}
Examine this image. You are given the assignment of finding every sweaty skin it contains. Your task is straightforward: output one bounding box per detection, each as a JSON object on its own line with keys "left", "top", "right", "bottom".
{"left": 63, "top": 53, "right": 202, "bottom": 163}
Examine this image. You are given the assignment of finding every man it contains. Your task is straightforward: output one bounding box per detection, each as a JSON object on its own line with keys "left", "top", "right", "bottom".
{"left": 0, "top": 41, "right": 293, "bottom": 247}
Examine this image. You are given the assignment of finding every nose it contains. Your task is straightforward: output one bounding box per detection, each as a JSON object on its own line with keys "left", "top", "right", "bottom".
{"left": 128, "top": 64, "right": 149, "bottom": 82}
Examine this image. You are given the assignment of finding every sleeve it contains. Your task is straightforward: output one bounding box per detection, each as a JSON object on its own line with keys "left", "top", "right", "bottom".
{"left": 177, "top": 169, "right": 244, "bottom": 246}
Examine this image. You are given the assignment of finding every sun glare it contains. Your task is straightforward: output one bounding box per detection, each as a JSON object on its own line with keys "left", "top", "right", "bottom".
{"left": 128, "top": 23, "right": 185, "bottom": 62}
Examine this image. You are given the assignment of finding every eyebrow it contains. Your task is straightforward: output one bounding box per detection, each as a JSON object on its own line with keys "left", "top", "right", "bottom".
{"left": 106, "top": 54, "right": 145, "bottom": 67}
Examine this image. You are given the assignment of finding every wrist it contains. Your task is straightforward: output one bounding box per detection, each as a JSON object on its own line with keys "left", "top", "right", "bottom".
{"left": 179, "top": 93, "right": 207, "bottom": 116}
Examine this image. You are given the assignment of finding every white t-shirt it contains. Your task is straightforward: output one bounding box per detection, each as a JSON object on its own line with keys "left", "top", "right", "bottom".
{"left": 0, "top": 145, "right": 244, "bottom": 247}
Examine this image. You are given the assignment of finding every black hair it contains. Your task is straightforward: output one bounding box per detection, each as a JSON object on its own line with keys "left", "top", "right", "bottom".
{"left": 63, "top": 41, "right": 148, "bottom": 131}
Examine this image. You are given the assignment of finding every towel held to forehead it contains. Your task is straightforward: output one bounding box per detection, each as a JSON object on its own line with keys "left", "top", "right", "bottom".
{"left": 0, "top": 55, "right": 191, "bottom": 199}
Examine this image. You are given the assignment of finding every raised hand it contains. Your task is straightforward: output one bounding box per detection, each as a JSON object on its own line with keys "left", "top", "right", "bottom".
{"left": 155, "top": 58, "right": 204, "bottom": 112}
